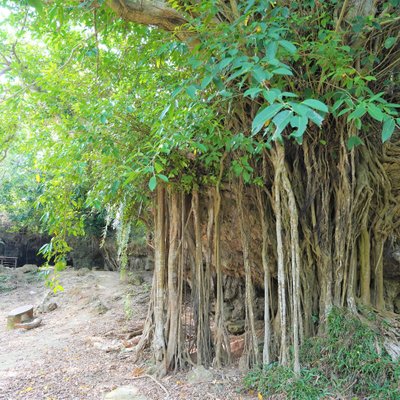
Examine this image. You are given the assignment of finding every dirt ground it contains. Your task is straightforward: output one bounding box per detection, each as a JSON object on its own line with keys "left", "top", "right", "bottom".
{"left": 0, "top": 268, "right": 254, "bottom": 400}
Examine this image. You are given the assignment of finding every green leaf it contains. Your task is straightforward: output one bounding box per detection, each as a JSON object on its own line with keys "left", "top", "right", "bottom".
{"left": 279, "top": 40, "right": 297, "bottom": 54}
{"left": 149, "top": 176, "right": 157, "bottom": 191}
{"left": 382, "top": 118, "right": 395, "bottom": 142}
{"left": 194, "top": 142, "right": 207, "bottom": 152}
{"left": 27, "top": 0, "right": 44, "bottom": 15}
{"left": 227, "top": 65, "right": 252, "bottom": 82}
{"left": 123, "top": 170, "right": 138, "bottom": 186}
{"left": 159, "top": 104, "right": 171, "bottom": 120}
{"left": 272, "top": 110, "right": 293, "bottom": 139}
{"left": 244, "top": 87, "right": 262, "bottom": 99}
{"left": 290, "top": 115, "right": 308, "bottom": 138}
{"left": 252, "top": 103, "right": 284, "bottom": 134}
{"left": 201, "top": 75, "right": 213, "bottom": 90}
{"left": 367, "top": 104, "right": 384, "bottom": 122}
{"left": 281, "top": 92, "right": 298, "bottom": 98}
{"left": 302, "top": 99, "right": 329, "bottom": 113}
{"left": 272, "top": 67, "right": 293, "bottom": 76}
{"left": 384, "top": 37, "right": 397, "bottom": 49}
{"left": 218, "top": 57, "right": 233, "bottom": 70}
{"left": 266, "top": 41, "right": 278, "bottom": 60}
{"left": 332, "top": 98, "right": 345, "bottom": 113}
{"left": 55, "top": 260, "right": 66, "bottom": 272}
{"left": 154, "top": 162, "right": 163, "bottom": 173}
{"left": 348, "top": 105, "right": 366, "bottom": 121}
{"left": 157, "top": 174, "right": 169, "bottom": 183}
{"left": 171, "top": 86, "right": 183, "bottom": 98}
{"left": 53, "top": 285, "right": 64, "bottom": 294}
{"left": 306, "top": 109, "right": 324, "bottom": 127}
{"left": 186, "top": 85, "right": 197, "bottom": 99}
{"left": 264, "top": 89, "right": 282, "bottom": 103}
{"left": 337, "top": 107, "right": 353, "bottom": 117}
{"left": 347, "top": 136, "right": 364, "bottom": 150}
{"left": 290, "top": 103, "right": 312, "bottom": 117}
{"left": 252, "top": 67, "right": 271, "bottom": 83}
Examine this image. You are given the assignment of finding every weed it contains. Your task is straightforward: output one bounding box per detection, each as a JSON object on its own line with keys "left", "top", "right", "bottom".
{"left": 124, "top": 292, "right": 134, "bottom": 320}
{"left": 0, "top": 274, "right": 16, "bottom": 293}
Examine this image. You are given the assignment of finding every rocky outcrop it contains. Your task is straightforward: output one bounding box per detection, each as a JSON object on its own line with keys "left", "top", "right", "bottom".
{"left": 0, "top": 228, "right": 49, "bottom": 267}
{"left": 0, "top": 218, "right": 151, "bottom": 272}
{"left": 384, "top": 243, "right": 400, "bottom": 280}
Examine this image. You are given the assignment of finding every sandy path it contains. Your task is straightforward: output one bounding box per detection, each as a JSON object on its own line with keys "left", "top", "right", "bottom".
{"left": 0, "top": 269, "right": 253, "bottom": 400}
{"left": 0, "top": 270, "right": 149, "bottom": 399}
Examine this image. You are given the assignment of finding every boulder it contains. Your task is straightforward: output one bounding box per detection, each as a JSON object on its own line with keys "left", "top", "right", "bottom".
{"left": 187, "top": 365, "right": 214, "bottom": 384}
{"left": 104, "top": 385, "right": 148, "bottom": 400}
{"left": 46, "top": 302, "right": 58, "bottom": 312}
{"left": 37, "top": 290, "right": 56, "bottom": 314}
{"left": 227, "top": 320, "right": 245, "bottom": 335}
{"left": 92, "top": 299, "right": 109, "bottom": 315}
{"left": 127, "top": 274, "right": 144, "bottom": 286}
{"left": 19, "top": 264, "right": 38, "bottom": 273}
{"left": 0, "top": 265, "right": 13, "bottom": 274}
{"left": 76, "top": 267, "right": 90, "bottom": 276}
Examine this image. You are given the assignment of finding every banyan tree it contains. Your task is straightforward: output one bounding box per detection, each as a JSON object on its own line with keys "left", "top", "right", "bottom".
{"left": 2, "top": 0, "right": 400, "bottom": 376}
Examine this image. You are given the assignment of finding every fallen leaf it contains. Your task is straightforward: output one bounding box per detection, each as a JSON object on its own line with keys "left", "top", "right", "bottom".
{"left": 20, "top": 386, "right": 34, "bottom": 394}
{"left": 132, "top": 367, "right": 144, "bottom": 377}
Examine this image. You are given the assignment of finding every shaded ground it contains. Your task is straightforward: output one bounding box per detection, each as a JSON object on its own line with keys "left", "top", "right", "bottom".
{"left": 0, "top": 268, "right": 253, "bottom": 400}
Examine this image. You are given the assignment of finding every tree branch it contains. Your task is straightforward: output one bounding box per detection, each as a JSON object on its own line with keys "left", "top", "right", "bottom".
{"left": 107, "top": 0, "right": 189, "bottom": 41}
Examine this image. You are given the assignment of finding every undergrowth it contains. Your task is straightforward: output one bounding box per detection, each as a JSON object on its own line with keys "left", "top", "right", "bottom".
{"left": 244, "top": 307, "right": 400, "bottom": 399}
{"left": 0, "top": 274, "right": 15, "bottom": 293}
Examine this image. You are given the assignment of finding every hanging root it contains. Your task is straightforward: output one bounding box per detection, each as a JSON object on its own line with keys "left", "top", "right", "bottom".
{"left": 236, "top": 178, "right": 259, "bottom": 367}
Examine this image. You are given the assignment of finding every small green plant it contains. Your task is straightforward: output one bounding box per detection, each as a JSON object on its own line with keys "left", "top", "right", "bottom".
{"left": 244, "top": 364, "right": 330, "bottom": 400}
{"left": 124, "top": 292, "right": 134, "bottom": 320}
{"left": 0, "top": 274, "right": 15, "bottom": 293}
{"left": 245, "top": 307, "right": 400, "bottom": 399}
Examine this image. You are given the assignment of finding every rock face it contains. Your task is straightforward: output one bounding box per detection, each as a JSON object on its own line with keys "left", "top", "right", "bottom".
{"left": 104, "top": 385, "right": 148, "bottom": 400}
{"left": 69, "top": 236, "right": 105, "bottom": 270}
{"left": 187, "top": 365, "right": 214, "bottom": 384}
{"left": 0, "top": 229, "right": 49, "bottom": 267}
{"left": 384, "top": 244, "right": 400, "bottom": 280}
{"left": 99, "top": 233, "right": 152, "bottom": 272}
{"left": 0, "top": 219, "right": 151, "bottom": 272}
